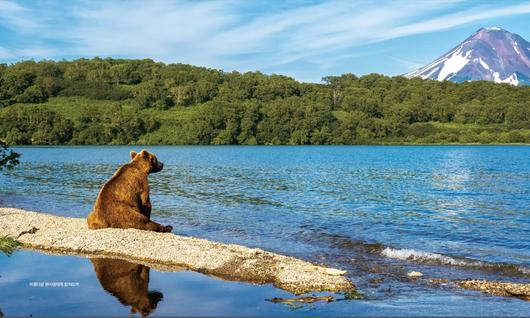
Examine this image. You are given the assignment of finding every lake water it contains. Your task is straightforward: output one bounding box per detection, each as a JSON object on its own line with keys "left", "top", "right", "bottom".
{"left": 1, "top": 145, "right": 529, "bottom": 316}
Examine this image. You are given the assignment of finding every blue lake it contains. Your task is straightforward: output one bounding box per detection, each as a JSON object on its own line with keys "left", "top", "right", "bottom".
{"left": 1, "top": 145, "right": 529, "bottom": 316}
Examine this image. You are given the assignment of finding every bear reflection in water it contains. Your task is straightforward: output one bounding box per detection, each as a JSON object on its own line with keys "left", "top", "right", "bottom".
{"left": 90, "top": 258, "right": 163, "bottom": 317}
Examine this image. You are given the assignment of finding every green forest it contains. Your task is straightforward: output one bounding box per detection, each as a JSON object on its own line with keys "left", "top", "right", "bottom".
{"left": 0, "top": 58, "right": 529, "bottom": 145}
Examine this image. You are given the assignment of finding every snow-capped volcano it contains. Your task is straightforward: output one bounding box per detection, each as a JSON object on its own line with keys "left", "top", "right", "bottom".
{"left": 405, "top": 27, "right": 530, "bottom": 86}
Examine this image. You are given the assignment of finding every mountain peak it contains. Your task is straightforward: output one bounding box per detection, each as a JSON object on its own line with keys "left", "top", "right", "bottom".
{"left": 472, "top": 27, "right": 512, "bottom": 39}
{"left": 482, "top": 26, "right": 504, "bottom": 31}
{"left": 405, "top": 28, "right": 530, "bottom": 86}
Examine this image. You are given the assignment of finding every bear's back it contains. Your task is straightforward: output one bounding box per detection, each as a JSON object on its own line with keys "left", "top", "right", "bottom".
{"left": 96, "top": 163, "right": 146, "bottom": 208}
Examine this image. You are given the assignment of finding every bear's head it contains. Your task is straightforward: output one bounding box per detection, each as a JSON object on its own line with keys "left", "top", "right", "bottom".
{"left": 130, "top": 150, "right": 164, "bottom": 174}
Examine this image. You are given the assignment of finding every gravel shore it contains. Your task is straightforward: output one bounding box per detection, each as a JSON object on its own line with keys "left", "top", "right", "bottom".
{"left": 457, "top": 279, "right": 530, "bottom": 301}
{"left": 0, "top": 208, "right": 355, "bottom": 294}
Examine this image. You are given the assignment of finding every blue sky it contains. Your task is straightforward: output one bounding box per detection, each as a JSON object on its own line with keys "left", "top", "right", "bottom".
{"left": 1, "top": 0, "right": 530, "bottom": 82}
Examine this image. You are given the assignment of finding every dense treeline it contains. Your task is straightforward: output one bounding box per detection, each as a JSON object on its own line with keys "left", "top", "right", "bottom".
{"left": 0, "top": 58, "right": 529, "bottom": 145}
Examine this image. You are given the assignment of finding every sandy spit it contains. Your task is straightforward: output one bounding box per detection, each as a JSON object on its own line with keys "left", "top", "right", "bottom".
{"left": 0, "top": 208, "right": 355, "bottom": 294}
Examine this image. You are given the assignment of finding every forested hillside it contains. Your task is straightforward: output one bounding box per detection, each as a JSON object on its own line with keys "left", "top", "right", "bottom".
{"left": 0, "top": 58, "right": 529, "bottom": 145}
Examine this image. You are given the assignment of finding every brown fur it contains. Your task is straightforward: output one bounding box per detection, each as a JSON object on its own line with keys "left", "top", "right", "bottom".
{"left": 87, "top": 150, "right": 172, "bottom": 232}
{"left": 90, "top": 258, "right": 163, "bottom": 317}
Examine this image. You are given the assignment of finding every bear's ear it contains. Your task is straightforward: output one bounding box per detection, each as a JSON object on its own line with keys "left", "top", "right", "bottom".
{"left": 140, "top": 150, "right": 149, "bottom": 158}
{"left": 130, "top": 151, "right": 138, "bottom": 160}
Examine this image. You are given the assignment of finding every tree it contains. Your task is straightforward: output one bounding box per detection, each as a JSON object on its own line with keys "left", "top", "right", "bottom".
{"left": 169, "top": 84, "right": 194, "bottom": 106}
{"left": 133, "top": 80, "right": 172, "bottom": 109}
{"left": 0, "top": 107, "right": 74, "bottom": 145}
{"left": 109, "top": 63, "right": 140, "bottom": 85}
{"left": 237, "top": 101, "right": 260, "bottom": 144}
{"left": 15, "top": 85, "right": 47, "bottom": 103}
{"left": 0, "top": 140, "right": 20, "bottom": 170}
{"left": 0, "top": 70, "right": 35, "bottom": 100}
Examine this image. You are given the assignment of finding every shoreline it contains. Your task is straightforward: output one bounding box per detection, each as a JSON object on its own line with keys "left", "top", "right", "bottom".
{"left": 1, "top": 207, "right": 529, "bottom": 302}
{"left": 8, "top": 143, "right": 530, "bottom": 147}
{"left": 0, "top": 208, "right": 355, "bottom": 295}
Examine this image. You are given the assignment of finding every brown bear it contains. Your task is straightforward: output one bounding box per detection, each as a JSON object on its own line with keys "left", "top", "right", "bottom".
{"left": 87, "top": 150, "right": 172, "bottom": 232}
{"left": 90, "top": 258, "right": 163, "bottom": 317}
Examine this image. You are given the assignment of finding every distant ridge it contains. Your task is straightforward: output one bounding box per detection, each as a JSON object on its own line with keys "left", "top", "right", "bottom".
{"left": 405, "top": 27, "right": 530, "bottom": 86}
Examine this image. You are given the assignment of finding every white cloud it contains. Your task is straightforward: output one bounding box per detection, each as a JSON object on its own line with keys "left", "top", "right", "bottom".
{"left": 64, "top": 0, "right": 234, "bottom": 65}
{"left": 381, "top": 2, "right": 530, "bottom": 40}
{"left": 0, "top": 0, "right": 41, "bottom": 33}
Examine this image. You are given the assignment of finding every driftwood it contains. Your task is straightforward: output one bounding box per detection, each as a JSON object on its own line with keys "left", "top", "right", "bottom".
{"left": 267, "top": 296, "right": 334, "bottom": 304}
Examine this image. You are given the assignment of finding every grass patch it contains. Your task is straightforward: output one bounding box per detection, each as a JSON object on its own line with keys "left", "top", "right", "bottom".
{"left": 0, "top": 236, "right": 21, "bottom": 256}
{"left": 8, "top": 96, "right": 136, "bottom": 122}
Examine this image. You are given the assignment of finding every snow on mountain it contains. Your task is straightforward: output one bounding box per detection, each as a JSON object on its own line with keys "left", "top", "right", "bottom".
{"left": 405, "top": 27, "right": 530, "bottom": 86}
